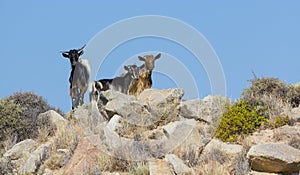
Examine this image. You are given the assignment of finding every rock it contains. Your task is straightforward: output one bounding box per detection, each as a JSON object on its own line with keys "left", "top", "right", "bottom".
{"left": 247, "top": 143, "right": 300, "bottom": 173}
{"left": 20, "top": 141, "right": 52, "bottom": 174}
{"left": 291, "top": 107, "right": 300, "bottom": 122}
{"left": 248, "top": 171, "right": 286, "bottom": 175}
{"left": 179, "top": 96, "right": 228, "bottom": 124}
{"left": 162, "top": 119, "right": 210, "bottom": 156}
{"left": 63, "top": 135, "right": 104, "bottom": 175}
{"left": 105, "top": 99, "right": 154, "bottom": 126}
{"left": 107, "top": 115, "right": 122, "bottom": 131}
{"left": 3, "top": 139, "right": 38, "bottom": 160}
{"left": 165, "top": 154, "right": 194, "bottom": 175}
{"left": 38, "top": 110, "right": 67, "bottom": 127}
{"left": 149, "top": 159, "right": 173, "bottom": 175}
{"left": 102, "top": 90, "right": 136, "bottom": 102}
{"left": 203, "top": 139, "right": 243, "bottom": 158}
{"left": 245, "top": 129, "right": 275, "bottom": 146}
{"left": 138, "top": 88, "right": 184, "bottom": 123}
{"left": 274, "top": 124, "right": 300, "bottom": 144}
{"left": 73, "top": 105, "right": 106, "bottom": 135}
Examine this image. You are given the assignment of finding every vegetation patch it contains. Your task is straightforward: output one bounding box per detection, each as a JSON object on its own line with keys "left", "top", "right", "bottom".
{"left": 215, "top": 100, "right": 267, "bottom": 143}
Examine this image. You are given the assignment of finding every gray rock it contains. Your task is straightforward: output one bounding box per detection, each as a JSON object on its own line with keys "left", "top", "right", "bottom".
{"left": 247, "top": 143, "right": 300, "bottom": 173}
{"left": 105, "top": 99, "right": 154, "bottom": 126}
{"left": 162, "top": 119, "right": 210, "bottom": 154}
{"left": 73, "top": 104, "right": 106, "bottom": 135}
{"left": 38, "top": 110, "right": 67, "bottom": 127}
{"left": 165, "top": 154, "right": 194, "bottom": 175}
{"left": 149, "top": 159, "right": 172, "bottom": 175}
{"left": 179, "top": 96, "right": 228, "bottom": 124}
{"left": 20, "top": 141, "right": 52, "bottom": 174}
{"left": 203, "top": 139, "right": 243, "bottom": 158}
{"left": 138, "top": 88, "right": 184, "bottom": 122}
{"left": 3, "top": 139, "right": 38, "bottom": 160}
{"left": 291, "top": 107, "right": 300, "bottom": 122}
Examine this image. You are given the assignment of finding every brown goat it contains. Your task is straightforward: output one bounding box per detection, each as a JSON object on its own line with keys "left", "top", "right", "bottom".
{"left": 128, "top": 53, "right": 161, "bottom": 96}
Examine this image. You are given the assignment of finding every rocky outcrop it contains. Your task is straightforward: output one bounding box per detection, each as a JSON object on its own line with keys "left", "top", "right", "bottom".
{"left": 3, "top": 89, "right": 300, "bottom": 175}
{"left": 247, "top": 143, "right": 300, "bottom": 173}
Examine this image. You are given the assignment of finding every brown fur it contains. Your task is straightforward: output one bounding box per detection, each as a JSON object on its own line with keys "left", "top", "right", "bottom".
{"left": 128, "top": 70, "right": 152, "bottom": 96}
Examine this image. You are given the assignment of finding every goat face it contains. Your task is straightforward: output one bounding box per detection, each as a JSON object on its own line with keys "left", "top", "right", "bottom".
{"left": 138, "top": 53, "right": 161, "bottom": 71}
{"left": 124, "top": 65, "right": 139, "bottom": 80}
{"left": 61, "top": 45, "right": 85, "bottom": 66}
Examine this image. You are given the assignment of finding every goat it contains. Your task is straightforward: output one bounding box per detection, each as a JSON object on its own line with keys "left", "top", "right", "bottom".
{"left": 61, "top": 45, "right": 91, "bottom": 109}
{"left": 90, "top": 64, "right": 139, "bottom": 102}
{"left": 128, "top": 53, "right": 161, "bottom": 96}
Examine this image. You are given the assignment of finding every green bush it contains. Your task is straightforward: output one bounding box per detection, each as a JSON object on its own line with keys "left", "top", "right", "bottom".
{"left": 215, "top": 100, "right": 267, "bottom": 143}
{"left": 267, "top": 115, "right": 290, "bottom": 129}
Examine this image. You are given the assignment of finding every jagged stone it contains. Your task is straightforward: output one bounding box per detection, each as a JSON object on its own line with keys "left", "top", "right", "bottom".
{"left": 138, "top": 88, "right": 184, "bottom": 123}
{"left": 38, "top": 110, "right": 67, "bottom": 127}
{"left": 162, "top": 119, "right": 210, "bottom": 156}
{"left": 73, "top": 105, "right": 106, "bottom": 135}
{"left": 203, "top": 139, "right": 243, "bottom": 158}
{"left": 149, "top": 159, "right": 173, "bottom": 175}
{"left": 3, "top": 139, "right": 38, "bottom": 160}
{"left": 179, "top": 96, "right": 228, "bottom": 124}
{"left": 20, "top": 141, "right": 52, "bottom": 174}
{"left": 245, "top": 129, "right": 275, "bottom": 146}
{"left": 247, "top": 143, "right": 300, "bottom": 173}
{"left": 165, "top": 154, "right": 194, "bottom": 175}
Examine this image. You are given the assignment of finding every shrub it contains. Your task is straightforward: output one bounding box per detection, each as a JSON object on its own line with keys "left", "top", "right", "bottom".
{"left": 5, "top": 92, "right": 64, "bottom": 142}
{"left": 287, "top": 84, "right": 300, "bottom": 107}
{"left": 215, "top": 100, "right": 267, "bottom": 143}
{"left": 0, "top": 99, "right": 25, "bottom": 154}
{"left": 241, "top": 77, "right": 288, "bottom": 100}
{"left": 267, "top": 115, "right": 290, "bottom": 129}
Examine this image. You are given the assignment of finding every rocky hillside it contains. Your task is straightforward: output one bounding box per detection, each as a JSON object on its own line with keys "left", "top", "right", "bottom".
{"left": 1, "top": 88, "right": 300, "bottom": 175}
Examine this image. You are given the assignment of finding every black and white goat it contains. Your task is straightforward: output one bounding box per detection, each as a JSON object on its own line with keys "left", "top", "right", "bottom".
{"left": 90, "top": 64, "right": 139, "bottom": 102}
{"left": 61, "top": 45, "right": 91, "bottom": 109}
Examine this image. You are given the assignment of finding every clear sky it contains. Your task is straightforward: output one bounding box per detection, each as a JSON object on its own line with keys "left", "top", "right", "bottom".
{"left": 1, "top": 1, "right": 300, "bottom": 112}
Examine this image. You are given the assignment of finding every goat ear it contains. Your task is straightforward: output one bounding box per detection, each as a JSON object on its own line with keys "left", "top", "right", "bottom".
{"left": 138, "top": 56, "right": 145, "bottom": 61}
{"left": 155, "top": 53, "right": 161, "bottom": 60}
{"left": 78, "top": 50, "right": 84, "bottom": 56}
{"left": 124, "top": 66, "right": 129, "bottom": 71}
{"left": 62, "top": 53, "right": 69, "bottom": 58}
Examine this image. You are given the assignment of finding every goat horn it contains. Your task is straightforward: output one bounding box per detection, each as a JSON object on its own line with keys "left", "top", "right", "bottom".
{"left": 77, "top": 44, "right": 86, "bottom": 51}
{"left": 60, "top": 51, "right": 69, "bottom": 53}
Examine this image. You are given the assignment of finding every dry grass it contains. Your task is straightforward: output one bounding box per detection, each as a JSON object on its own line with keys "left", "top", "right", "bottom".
{"left": 44, "top": 121, "right": 82, "bottom": 170}
{"left": 195, "top": 160, "right": 231, "bottom": 175}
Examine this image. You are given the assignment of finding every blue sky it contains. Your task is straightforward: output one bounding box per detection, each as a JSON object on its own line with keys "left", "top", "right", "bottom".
{"left": 1, "top": 1, "right": 300, "bottom": 112}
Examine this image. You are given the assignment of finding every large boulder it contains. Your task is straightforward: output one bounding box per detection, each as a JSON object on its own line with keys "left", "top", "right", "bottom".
{"left": 20, "top": 141, "right": 52, "bottom": 174}
{"left": 73, "top": 104, "right": 106, "bottom": 135}
{"left": 178, "top": 96, "right": 228, "bottom": 124}
{"left": 0, "top": 139, "right": 38, "bottom": 175}
{"left": 247, "top": 143, "right": 300, "bottom": 173}
{"left": 138, "top": 88, "right": 184, "bottom": 124}
{"left": 37, "top": 110, "right": 67, "bottom": 127}
{"left": 202, "top": 139, "right": 243, "bottom": 159}
{"left": 3, "top": 139, "right": 38, "bottom": 160}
